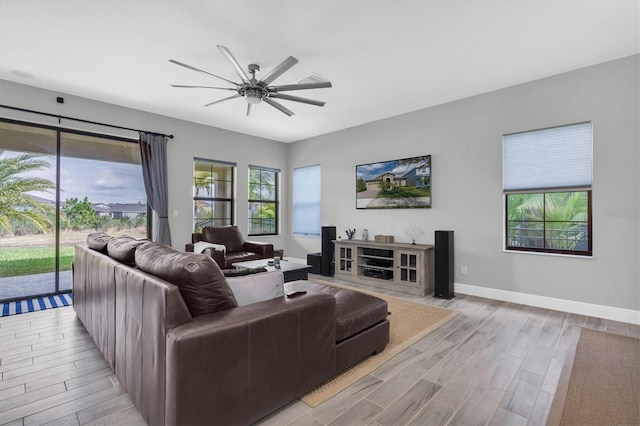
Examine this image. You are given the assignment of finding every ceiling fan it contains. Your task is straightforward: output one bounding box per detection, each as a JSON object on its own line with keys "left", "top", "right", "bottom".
{"left": 169, "top": 46, "right": 332, "bottom": 117}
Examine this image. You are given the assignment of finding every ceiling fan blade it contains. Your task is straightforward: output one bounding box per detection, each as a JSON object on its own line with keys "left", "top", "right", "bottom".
{"left": 246, "top": 103, "right": 254, "bottom": 117}
{"left": 217, "top": 45, "right": 251, "bottom": 85}
{"left": 263, "top": 98, "right": 294, "bottom": 116}
{"left": 259, "top": 56, "right": 299, "bottom": 86}
{"left": 203, "top": 94, "right": 241, "bottom": 107}
{"left": 171, "top": 84, "right": 236, "bottom": 90}
{"left": 169, "top": 59, "right": 240, "bottom": 87}
{"left": 270, "top": 81, "right": 332, "bottom": 92}
{"left": 269, "top": 93, "right": 325, "bottom": 107}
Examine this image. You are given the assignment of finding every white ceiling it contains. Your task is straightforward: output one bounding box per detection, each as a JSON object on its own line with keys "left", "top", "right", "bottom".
{"left": 0, "top": 1, "right": 638, "bottom": 143}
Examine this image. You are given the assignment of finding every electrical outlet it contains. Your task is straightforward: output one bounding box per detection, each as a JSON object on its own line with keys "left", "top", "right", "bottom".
{"left": 173, "top": 209, "right": 179, "bottom": 217}
{"left": 460, "top": 265, "right": 468, "bottom": 275}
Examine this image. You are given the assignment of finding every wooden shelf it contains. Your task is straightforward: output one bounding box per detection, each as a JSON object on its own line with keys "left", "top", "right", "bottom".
{"left": 334, "top": 239, "right": 434, "bottom": 296}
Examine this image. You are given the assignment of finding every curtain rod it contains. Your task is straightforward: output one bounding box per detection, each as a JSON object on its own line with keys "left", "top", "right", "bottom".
{"left": 0, "top": 104, "right": 174, "bottom": 139}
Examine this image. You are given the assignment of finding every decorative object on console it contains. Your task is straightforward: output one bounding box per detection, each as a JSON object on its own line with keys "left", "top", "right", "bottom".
{"left": 345, "top": 228, "right": 356, "bottom": 240}
{"left": 362, "top": 228, "right": 369, "bottom": 241}
{"left": 405, "top": 226, "right": 425, "bottom": 245}
{"left": 170, "top": 45, "right": 332, "bottom": 117}
{"left": 374, "top": 234, "right": 395, "bottom": 243}
{"left": 356, "top": 155, "right": 431, "bottom": 209}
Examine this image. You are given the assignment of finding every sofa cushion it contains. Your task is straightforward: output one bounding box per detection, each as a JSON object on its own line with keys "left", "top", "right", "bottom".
{"left": 202, "top": 225, "right": 244, "bottom": 253}
{"left": 107, "top": 236, "right": 147, "bottom": 265}
{"left": 135, "top": 242, "right": 237, "bottom": 316}
{"left": 87, "top": 232, "right": 112, "bottom": 254}
{"left": 226, "top": 270, "right": 284, "bottom": 306}
{"left": 284, "top": 281, "right": 388, "bottom": 342}
{"left": 223, "top": 251, "right": 266, "bottom": 269}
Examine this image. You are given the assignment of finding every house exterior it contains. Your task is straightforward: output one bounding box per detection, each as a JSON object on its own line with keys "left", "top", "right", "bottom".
{"left": 365, "top": 172, "right": 407, "bottom": 190}
{"left": 90, "top": 202, "right": 146, "bottom": 219}
{"left": 402, "top": 166, "right": 431, "bottom": 188}
{"left": 91, "top": 203, "right": 111, "bottom": 217}
{"left": 108, "top": 203, "right": 147, "bottom": 219}
{"left": 365, "top": 166, "right": 431, "bottom": 191}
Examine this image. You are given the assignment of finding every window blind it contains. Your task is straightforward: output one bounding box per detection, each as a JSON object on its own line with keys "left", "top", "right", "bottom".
{"left": 293, "top": 165, "right": 321, "bottom": 235}
{"left": 503, "top": 122, "right": 592, "bottom": 192}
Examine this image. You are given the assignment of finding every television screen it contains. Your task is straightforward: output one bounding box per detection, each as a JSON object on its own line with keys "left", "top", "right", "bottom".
{"left": 356, "top": 155, "right": 431, "bottom": 209}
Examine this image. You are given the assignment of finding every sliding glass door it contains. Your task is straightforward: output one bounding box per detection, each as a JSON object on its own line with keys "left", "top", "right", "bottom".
{"left": 0, "top": 122, "right": 58, "bottom": 300}
{"left": 0, "top": 119, "right": 147, "bottom": 302}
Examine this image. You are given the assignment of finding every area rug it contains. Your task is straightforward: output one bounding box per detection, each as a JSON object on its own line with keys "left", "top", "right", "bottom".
{"left": 0, "top": 293, "right": 73, "bottom": 317}
{"left": 300, "top": 279, "right": 458, "bottom": 407}
{"left": 547, "top": 327, "right": 640, "bottom": 426}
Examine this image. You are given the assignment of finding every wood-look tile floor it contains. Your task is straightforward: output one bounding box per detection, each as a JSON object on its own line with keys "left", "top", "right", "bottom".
{"left": 1, "top": 278, "right": 637, "bottom": 426}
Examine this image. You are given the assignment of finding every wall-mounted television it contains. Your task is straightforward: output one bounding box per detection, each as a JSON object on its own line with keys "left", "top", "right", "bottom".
{"left": 356, "top": 155, "right": 431, "bottom": 209}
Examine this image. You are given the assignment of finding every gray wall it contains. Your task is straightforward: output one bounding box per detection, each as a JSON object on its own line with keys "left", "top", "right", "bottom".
{"left": 287, "top": 55, "right": 639, "bottom": 311}
{"left": 0, "top": 80, "right": 289, "bottom": 252}
{"left": 2, "top": 55, "right": 637, "bottom": 311}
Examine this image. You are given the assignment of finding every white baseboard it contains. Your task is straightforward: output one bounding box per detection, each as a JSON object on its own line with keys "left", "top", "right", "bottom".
{"left": 454, "top": 282, "right": 640, "bottom": 325}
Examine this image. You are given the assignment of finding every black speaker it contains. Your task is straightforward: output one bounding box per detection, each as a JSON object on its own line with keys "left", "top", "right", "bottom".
{"left": 307, "top": 252, "right": 322, "bottom": 275}
{"left": 321, "top": 226, "right": 336, "bottom": 276}
{"left": 434, "top": 230, "right": 454, "bottom": 299}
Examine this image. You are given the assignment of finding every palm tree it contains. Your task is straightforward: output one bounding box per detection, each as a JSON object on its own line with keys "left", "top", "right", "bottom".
{"left": 0, "top": 150, "right": 55, "bottom": 234}
{"left": 193, "top": 171, "right": 214, "bottom": 231}
{"left": 194, "top": 171, "right": 214, "bottom": 197}
{"left": 507, "top": 192, "right": 588, "bottom": 250}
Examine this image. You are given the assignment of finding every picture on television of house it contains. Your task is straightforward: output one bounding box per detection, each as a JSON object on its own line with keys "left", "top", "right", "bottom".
{"left": 356, "top": 155, "right": 431, "bottom": 209}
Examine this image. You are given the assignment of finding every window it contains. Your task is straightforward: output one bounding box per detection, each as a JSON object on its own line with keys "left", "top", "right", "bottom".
{"left": 0, "top": 119, "right": 147, "bottom": 301}
{"left": 503, "top": 122, "right": 592, "bottom": 256}
{"left": 248, "top": 166, "right": 279, "bottom": 236}
{"left": 293, "top": 164, "right": 321, "bottom": 236}
{"left": 193, "top": 158, "right": 235, "bottom": 232}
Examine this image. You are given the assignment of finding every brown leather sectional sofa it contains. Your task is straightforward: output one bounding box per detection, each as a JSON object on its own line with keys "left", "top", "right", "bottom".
{"left": 73, "top": 233, "right": 389, "bottom": 425}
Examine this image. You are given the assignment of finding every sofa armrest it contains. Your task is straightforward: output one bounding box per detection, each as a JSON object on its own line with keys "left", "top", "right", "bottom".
{"left": 185, "top": 243, "right": 195, "bottom": 252}
{"left": 165, "top": 294, "right": 336, "bottom": 426}
{"left": 244, "top": 240, "right": 274, "bottom": 258}
{"left": 191, "top": 233, "right": 203, "bottom": 244}
{"left": 202, "top": 247, "right": 225, "bottom": 268}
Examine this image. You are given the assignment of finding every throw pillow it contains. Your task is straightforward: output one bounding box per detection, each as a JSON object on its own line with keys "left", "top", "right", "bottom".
{"left": 192, "top": 241, "right": 226, "bottom": 254}
{"left": 226, "top": 270, "right": 284, "bottom": 306}
{"left": 135, "top": 241, "right": 238, "bottom": 316}
{"left": 87, "top": 232, "right": 112, "bottom": 254}
{"left": 107, "top": 236, "right": 147, "bottom": 265}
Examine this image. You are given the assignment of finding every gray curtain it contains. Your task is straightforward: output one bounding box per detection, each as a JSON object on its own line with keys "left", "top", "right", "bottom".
{"left": 139, "top": 132, "right": 171, "bottom": 245}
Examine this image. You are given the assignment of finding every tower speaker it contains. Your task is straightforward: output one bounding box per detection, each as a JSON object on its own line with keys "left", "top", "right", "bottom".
{"left": 321, "top": 226, "right": 336, "bottom": 276}
{"left": 434, "top": 230, "right": 454, "bottom": 299}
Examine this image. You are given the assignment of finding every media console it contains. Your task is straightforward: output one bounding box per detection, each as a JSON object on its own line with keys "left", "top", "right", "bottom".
{"left": 333, "top": 239, "right": 434, "bottom": 296}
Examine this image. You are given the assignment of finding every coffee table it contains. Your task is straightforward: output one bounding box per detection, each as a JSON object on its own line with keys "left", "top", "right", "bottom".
{"left": 232, "top": 258, "right": 312, "bottom": 283}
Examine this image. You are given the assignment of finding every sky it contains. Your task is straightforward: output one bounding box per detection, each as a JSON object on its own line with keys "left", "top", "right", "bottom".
{"left": 5, "top": 151, "right": 146, "bottom": 204}
{"left": 356, "top": 156, "right": 431, "bottom": 181}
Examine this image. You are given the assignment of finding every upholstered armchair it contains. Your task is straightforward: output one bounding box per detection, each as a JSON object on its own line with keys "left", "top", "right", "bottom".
{"left": 185, "top": 225, "right": 274, "bottom": 269}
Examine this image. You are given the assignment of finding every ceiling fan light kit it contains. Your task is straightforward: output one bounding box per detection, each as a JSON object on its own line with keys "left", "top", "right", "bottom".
{"left": 170, "top": 45, "right": 332, "bottom": 116}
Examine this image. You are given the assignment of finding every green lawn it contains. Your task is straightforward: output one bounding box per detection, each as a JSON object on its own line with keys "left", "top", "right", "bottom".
{"left": 0, "top": 246, "right": 74, "bottom": 277}
{"left": 376, "top": 186, "right": 431, "bottom": 198}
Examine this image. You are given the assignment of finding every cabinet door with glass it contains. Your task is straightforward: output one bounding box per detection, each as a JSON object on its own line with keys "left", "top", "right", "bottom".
{"left": 336, "top": 244, "right": 355, "bottom": 275}
{"left": 395, "top": 250, "right": 421, "bottom": 287}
